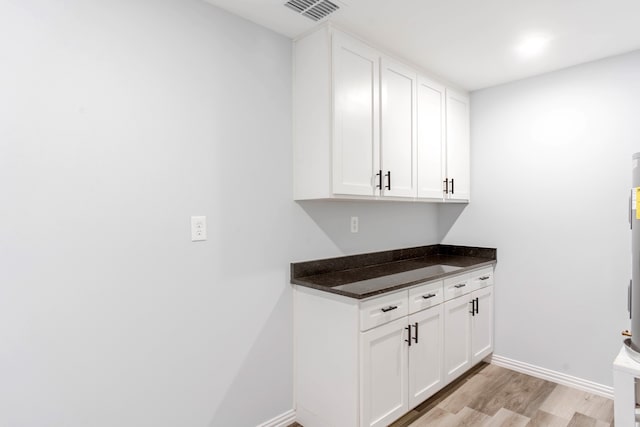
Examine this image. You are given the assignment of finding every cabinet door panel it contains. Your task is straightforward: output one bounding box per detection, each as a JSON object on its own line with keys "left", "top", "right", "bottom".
{"left": 333, "top": 33, "right": 380, "bottom": 196}
{"left": 445, "top": 89, "right": 470, "bottom": 201}
{"left": 360, "top": 317, "right": 408, "bottom": 427}
{"left": 417, "top": 76, "right": 445, "bottom": 199}
{"left": 443, "top": 296, "right": 472, "bottom": 384}
{"left": 381, "top": 58, "right": 417, "bottom": 198}
{"left": 408, "top": 305, "right": 444, "bottom": 409}
{"left": 471, "top": 286, "right": 494, "bottom": 364}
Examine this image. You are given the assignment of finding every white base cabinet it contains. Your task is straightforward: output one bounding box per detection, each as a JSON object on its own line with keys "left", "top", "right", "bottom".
{"left": 294, "top": 266, "right": 493, "bottom": 427}
{"left": 444, "top": 279, "right": 494, "bottom": 384}
{"left": 360, "top": 304, "right": 445, "bottom": 427}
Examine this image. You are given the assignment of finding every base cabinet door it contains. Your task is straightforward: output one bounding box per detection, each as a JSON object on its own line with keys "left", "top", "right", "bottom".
{"left": 443, "top": 295, "right": 472, "bottom": 383}
{"left": 471, "top": 286, "right": 494, "bottom": 364}
{"left": 408, "top": 304, "right": 444, "bottom": 409}
{"left": 360, "top": 317, "right": 409, "bottom": 427}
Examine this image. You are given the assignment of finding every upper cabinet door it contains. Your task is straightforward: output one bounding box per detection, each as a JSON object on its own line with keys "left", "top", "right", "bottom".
{"left": 445, "top": 89, "right": 470, "bottom": 201}
{"left": 416, "top": 76, "right": 446, "bottom": 199}
{"left": 381, "top": 58, "right": 417, "bottom": 198}
{"left": 332, "top": 32, "right": 380, "bottom": 196}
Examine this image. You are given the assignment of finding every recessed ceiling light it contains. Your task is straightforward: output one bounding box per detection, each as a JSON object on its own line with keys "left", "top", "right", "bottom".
{"left": 515, "top": 34, "right": 551, "bottom": 59}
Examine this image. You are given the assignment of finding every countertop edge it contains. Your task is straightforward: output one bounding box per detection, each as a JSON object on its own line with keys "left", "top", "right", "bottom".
{"left": 291, "top": 259, "right": 497, "bottom": 300}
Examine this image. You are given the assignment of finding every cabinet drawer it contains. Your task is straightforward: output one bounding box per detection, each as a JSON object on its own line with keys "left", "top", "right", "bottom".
{"left": 443, "top": 274, "right": 470, "bottom": 301}
{"left": 360, "top": 291, "right": 408, "bottom": 331}
{"left": 408, "top": 280, "right": 444, "bottom": 314}
{"left": 469, "top": 267, "right": 494, "bottom": 291}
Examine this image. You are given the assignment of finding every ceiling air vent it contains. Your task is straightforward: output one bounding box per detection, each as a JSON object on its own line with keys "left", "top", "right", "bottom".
{"left": 284, "top": 0, "right": 340, "bottom": 22}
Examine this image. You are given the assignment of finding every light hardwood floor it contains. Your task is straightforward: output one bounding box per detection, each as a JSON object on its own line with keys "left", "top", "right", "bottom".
{"left": 289, "top": 363, "right": 614, "bottom": 427}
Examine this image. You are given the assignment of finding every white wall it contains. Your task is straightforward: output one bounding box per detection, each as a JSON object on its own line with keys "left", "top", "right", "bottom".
{"left": 0, "top": 1, "right": 441, "bottom": 426}
{"left": 441, "top": 50, "right": 640, "bottom": 387}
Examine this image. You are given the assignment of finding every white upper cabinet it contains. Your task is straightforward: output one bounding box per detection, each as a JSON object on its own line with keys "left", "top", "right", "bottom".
{"left": 333, "top": 32, "right": 380, "bottom": 196}
{"left": 445, "top": 89, "right": 471, "bottom": 201}
{"left": 416, "top": 76, "right": 446, "bottom": 199}
{"left": 380, "top": 57, "right": 417, "bottom": 198}
{"left": 293, "top": 24, "right": 470, "bottom": 202}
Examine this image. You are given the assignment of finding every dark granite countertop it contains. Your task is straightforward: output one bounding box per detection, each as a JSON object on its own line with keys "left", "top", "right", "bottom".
{"left": 290, "top": 245, "right": 497, "bottom": 299}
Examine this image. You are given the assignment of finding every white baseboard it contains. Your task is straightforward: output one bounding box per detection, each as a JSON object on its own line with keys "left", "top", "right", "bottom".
{"left": 256, "top": 409, "right": 296, "bottom": 427}
{"left": 488, "top": 354, "right": 614, "bottom": 399}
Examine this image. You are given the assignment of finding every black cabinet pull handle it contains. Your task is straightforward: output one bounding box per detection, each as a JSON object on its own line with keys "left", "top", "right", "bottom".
{"left": 385, "top": 171, "right": 391, "bottom": 190}
{"left": 469, "top": 299, "right": 475, "bottom": 316}
{"left": 454, "top": 283, "right": 466, "bottom": 289}
{"left": 422, "top": 293, "right": 436, "bottom": 299}
{"left": 443, "top": 178, "right": 449, "bottom": 194}
{"left": 475, "top": 297, "right": 479, "bottom": 314}
{"left": 381, "top": 305, "right": 397, "bottom": 313}
{"left": 451, "top": 178, "right": 455, "bottom": 194}
{"left": 413, "top": 322, "right": 418, "bottom": 344}
{"left": 405, "top": 325, "right": 412, "bottom": 346}
{"left": 479, "top": 276, "right": 490, "bottom": 280}
{"left": 376, "top": 170, "right": 382, "bottom": 189}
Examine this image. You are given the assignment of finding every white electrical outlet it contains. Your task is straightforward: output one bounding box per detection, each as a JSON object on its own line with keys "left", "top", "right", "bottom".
{"left": 191, "top": 216, "right": 207, "bottom": 241}
{"left": 350, "top": 216, "right": 359, "bottom": 233}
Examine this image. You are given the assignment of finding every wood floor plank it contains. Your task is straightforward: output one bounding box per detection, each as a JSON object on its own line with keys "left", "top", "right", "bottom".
{"left": 565, "top": 412, "right": 609, "bottom": 427}
{"left": 440, "top": 365, "right": 516, "bottom": 416}
{"left": 539, "top": 385, "right": 608, "bottom": 421}
{"left": 486, "top": 408, "right": 530, "bottom": 427}
{"left": 503, "top": 377, "right": 557, "bottom": 418}
{"left": 409, "top": 407, "right": 456, "bottom": 427}
{"left": 525, "top": 410, "right": 569, "bottom": 427}
{"left": 447, "top": 406, "right": 492, "bottom": 427}
{"left": 470, "top": 370, "right": 555, "bottom": 418}
{"left": 469, "top": 371, "right": 521, "bottom": 416}
{"left": 575, "top": 392, "right": 615, "bottom": 424}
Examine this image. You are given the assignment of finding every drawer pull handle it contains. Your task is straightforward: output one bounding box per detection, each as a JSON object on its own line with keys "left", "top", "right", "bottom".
{"left": 454, "top": 283, "right": 466, "bottom": 289}
{"left": 381, "top": 305, "right": 398, "bottom": 313}
{"left": 479, "top": 276, "right": 490, "bottom": 280}
{"left": 422, "top": 293, "right": 437, "bottom": 299}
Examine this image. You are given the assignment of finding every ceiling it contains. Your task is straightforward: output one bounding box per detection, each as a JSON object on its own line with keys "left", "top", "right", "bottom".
{"left": 203, "top": 0, "right": 640, "bottom": 91}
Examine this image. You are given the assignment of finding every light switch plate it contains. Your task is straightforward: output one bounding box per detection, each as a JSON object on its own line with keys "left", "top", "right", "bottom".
{"left": 191, "top": 216, "right": 207, "bottom": 241}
